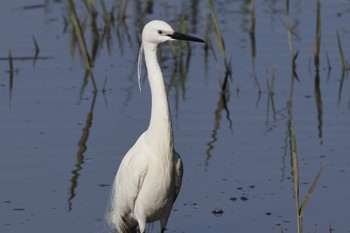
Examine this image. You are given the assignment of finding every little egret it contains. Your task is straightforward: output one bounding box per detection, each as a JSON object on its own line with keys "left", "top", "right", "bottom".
{"left": 107, "top": 20, "right": 204, "bottom": 233}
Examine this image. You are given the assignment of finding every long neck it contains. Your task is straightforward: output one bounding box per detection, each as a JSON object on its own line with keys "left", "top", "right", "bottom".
{"left": 143, "top": 43, "right": 173, "bottom": 150}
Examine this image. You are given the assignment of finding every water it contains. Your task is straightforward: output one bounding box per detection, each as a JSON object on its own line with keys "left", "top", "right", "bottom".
{"left": 1, "top": 1, "right": 349, "bottom": 232}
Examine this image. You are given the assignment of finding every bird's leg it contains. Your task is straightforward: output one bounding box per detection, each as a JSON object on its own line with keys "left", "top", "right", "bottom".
{"left": 135, "top": 215, "right": 146, "bottom": 233}
{"left": 136, "top": 225, "right": 146, "bottom": 233}
{"left": 160, "top": 216, "right": 169, "bottom": 233}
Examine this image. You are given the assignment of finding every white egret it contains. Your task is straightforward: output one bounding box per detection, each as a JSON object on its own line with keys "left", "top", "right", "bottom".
{"left": 107, "top": 20, "right": 204, "bottom": 233}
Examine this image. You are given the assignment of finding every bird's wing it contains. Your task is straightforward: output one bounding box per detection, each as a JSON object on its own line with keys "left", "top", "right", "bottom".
{"left": 114, "top": 133, "right": 149, "bottom": 214}
{"left": 174, "top": 151, "right": 183, "bottom": 200}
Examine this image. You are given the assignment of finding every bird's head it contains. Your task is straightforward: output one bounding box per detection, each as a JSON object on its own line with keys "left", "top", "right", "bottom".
{"left": 138, "top": 20, "right": 204, "bottom": 91}
{"left": 142, "top": 20, "right": 204, "bottom": 45}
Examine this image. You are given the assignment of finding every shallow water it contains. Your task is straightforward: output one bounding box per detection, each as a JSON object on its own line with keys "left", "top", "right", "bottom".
{"left": 0, "top": 1, "right": 349, "bottom": 232}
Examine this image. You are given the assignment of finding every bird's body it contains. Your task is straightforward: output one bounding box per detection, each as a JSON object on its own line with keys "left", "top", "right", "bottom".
{"left": 107, "top": 20, "right": 204, "bottom": 233}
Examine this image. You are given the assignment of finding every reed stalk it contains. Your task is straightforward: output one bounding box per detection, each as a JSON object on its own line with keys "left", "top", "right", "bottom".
{"left": 69, "top": 0, "right": 92, "bottom": 70}
{"left": 208, "top": 0, "right": 232, "bottom": 91}
{"left": 289, "top": 111, "right": 323, "bottom": 233}
{"left": 68, "top": 0, "right": 97, "bottom": 92}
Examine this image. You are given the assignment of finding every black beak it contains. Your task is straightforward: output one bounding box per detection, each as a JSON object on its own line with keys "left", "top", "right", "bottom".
{"left": 168, "top": 32, "right": 205, "bottom": 43}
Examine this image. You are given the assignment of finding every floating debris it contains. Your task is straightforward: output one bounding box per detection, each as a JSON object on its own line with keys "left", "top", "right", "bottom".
{"left": 13, "top": 208, "right": 25, "bottom": 211}
{"left": 211, "top": 207, "right": 224, "bottom": 217}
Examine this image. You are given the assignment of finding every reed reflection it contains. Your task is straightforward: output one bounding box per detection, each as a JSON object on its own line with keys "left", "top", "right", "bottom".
{"left": 8, "top": 49, "right": 14, "bottom": 106}
{"left": 68, "top": 0, "right": 97, "bottom": 92}
{"left": 32, "top": 36, "right": 40, "bottom": 66}
{"left": 204, "top": 0, "right": 234, "bottom": 167}
{"left": 205, "top": 73, "right": 232, "bottom": 168}
{"left": 68, "top": 93, "right": 97, "bottom": 211}
{"left": 313, "top": 0, "right": 323, "bottom": 145}
{"left": 265, "top": 66, "right": 277, "bottom": 132}
{"left": 314, "top": 71, "right": 323, "bottom": 145}
{"left": 335, "top": 30, "right": 350, "bottom": 105}
{"left": 249, "top": 0, "right": 261, "bottom": 96}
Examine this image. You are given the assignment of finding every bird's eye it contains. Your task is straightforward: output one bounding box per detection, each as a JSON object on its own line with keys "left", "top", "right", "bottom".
{"left": 157, "top": 30, "right": 164, "bottom": 35}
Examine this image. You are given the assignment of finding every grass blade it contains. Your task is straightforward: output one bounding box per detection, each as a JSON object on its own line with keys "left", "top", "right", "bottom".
{"left": 208, "top": 0, "right": 226, "bottom": 61}
{"left": 289, "top": 114, "right": 300, "bottom": 215}
{"left": 207, "top": 0, "right": 233, "bottom": 92}
{"left": 299, "top": 166, "right": 323, "bottom": 217}
{"left": 69, "top": 0, "right": 92, "bottom": 70}
{"left": 68, "top": 0, "right": 97, "bottom": 92}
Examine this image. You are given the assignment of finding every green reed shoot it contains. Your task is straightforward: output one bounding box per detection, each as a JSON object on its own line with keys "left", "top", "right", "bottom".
{"left": 69, "top": 0, "right": 92, "bottom": 69}
{"left": 289, "top": 114, "right": 300, "bottom": 215}
{"left": 314, "top": 0, "right": 321, "bottom": 69}
{"left": 299, "top": 166, "right": 323, "bottom": 217}
{"left": 289, "top": 112, "right": 323, "bottom": 233}
{"left": 68, "top": 0, "right": 97, "bottom": 91}
{"left": 208, "top": 0, "right": 232, "bottom": 91}
{"left": 208, "top": 0, "right": 226, "bottom": 61}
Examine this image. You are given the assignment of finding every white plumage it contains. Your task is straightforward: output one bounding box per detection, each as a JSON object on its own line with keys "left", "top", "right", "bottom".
{"left": 107, "top": 20, "right": 204, "bottom": 233}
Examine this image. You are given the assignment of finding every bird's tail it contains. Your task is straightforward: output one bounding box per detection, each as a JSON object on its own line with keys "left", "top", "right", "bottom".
{"left": 106, "top": 180, "right": 137, "bottom": 233}
{"left": 106, "top": 211, "right": 137, "bottom": 233}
